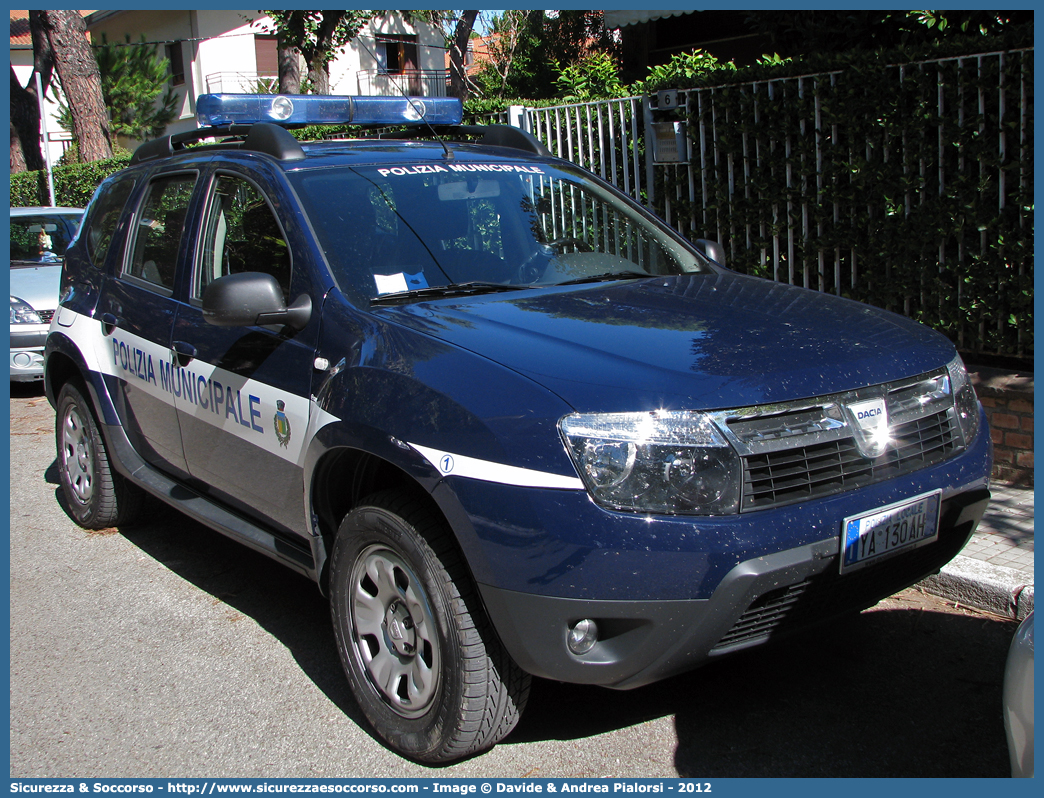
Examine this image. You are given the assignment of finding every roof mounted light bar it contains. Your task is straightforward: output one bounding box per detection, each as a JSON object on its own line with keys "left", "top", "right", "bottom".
{"left": 196, "top": 94, "right": 463, "bottom": 128}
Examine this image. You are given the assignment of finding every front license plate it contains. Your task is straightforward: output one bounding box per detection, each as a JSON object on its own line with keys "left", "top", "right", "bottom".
{"left": 840, "top": 491, "right": 942, "bottom": 573}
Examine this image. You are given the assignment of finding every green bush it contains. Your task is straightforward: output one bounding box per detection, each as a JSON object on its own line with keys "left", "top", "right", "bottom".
{"left": 555, "top": 51, "right": 628, "bottom": 102}
{"left": 10, "top": 154, "right": 132, "bottom": 209}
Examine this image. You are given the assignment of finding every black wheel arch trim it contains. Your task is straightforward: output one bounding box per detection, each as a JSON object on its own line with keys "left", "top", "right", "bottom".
{"left": 302, "top": 417, "right": 485, "bottom": 596}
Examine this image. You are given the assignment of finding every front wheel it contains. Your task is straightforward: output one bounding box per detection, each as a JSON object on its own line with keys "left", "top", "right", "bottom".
{"left": 55, "top": 380, "right": 144, "bottom": 529}
{"left": 329, "top": 491, "right": 529, "bottom": 762}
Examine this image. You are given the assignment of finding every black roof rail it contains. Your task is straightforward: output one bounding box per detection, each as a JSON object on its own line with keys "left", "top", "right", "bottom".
{"left": 130, "top": 120, "right": 548, "bottom": 166}
{"left": 130, "top": 122, "right": 306, "bottom": 165}
{"left": 374, "top": 124, "right": 551, "bottom": 157}
{"left": 461, "top": 124, "right": 550, "bottom": 156}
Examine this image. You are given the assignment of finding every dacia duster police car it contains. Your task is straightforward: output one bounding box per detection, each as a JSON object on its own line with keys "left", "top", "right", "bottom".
{"left": 45, "top": 94, "right": 992, "bottom": 763}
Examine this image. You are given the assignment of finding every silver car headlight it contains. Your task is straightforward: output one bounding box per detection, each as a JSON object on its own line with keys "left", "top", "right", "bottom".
{"left": 10, "top": 296, "right": 42, "bottom": 325}
{"left": 560, "top": 410, "right": 742, "bottom": 515}
{"left": 947, "top": 354, "right": 981, "bottom": 446}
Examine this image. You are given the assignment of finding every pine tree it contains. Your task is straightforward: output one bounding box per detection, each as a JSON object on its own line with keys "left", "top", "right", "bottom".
{"left": 59, "top": 34, "right": 177, "bottom": 146}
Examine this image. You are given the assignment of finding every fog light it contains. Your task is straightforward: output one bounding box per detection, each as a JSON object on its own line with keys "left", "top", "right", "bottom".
{"left": 567, "top": 619, "right": 599, "bottom": 655}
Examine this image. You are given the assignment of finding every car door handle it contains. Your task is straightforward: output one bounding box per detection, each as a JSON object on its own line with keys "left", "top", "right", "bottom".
{"left": 171, "top": 341, "right": 197, "bottom": 367}
{"left": 100, "top": 313, "right": 119, "bottom": 335}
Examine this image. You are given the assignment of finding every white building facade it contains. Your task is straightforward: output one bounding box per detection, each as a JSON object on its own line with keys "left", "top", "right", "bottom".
{"left": 82, "top": 10, "right": 447, "bottom": 144}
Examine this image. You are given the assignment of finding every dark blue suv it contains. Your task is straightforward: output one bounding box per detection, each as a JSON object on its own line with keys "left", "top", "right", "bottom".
{"left": 45, "top": 94, "right": 992, "bottom": 763}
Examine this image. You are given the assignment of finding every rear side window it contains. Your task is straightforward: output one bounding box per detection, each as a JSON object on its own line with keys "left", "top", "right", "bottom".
{"left": 85, "top": 175, "right": 136, "bottom": 267}
{"left": 125, "top": 174, "right": 196, "bottom": 292}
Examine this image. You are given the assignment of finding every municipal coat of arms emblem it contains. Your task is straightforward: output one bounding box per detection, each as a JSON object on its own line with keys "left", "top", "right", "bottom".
{"left": 273, "top": 400, "right": 291, "bottom": 448}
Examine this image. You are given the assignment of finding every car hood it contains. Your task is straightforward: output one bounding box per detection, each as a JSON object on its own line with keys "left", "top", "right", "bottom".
{"left": 10, "top": 262, "right": 62, "bottom": 311}
{"left": 380, "top": 272, "right": 957, "bottom": 412}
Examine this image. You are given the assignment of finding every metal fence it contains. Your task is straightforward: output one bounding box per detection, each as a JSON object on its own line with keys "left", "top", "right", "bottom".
{"left": 501, "top": 49, "right": 1033, "bottom": 357}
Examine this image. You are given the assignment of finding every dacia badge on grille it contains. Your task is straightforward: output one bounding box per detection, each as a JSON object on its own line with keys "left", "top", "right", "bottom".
{"left": 844, "top": 397, "right": 890, "bottom": 458}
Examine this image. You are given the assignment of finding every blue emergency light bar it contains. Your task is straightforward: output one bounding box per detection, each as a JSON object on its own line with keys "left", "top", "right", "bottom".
{"left": 196, "top": 94, "right": 463, "bottom": 128}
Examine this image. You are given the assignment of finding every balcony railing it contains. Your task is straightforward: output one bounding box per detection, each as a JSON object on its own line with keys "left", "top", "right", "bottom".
{"left": 356, "top": 69, "right": 449, "bottom": 97}
{"left": 205, "top": 70, "right": 451, "bottom": 98}
{"left": 206, "top": 72, "right": 278, "bottom": 94}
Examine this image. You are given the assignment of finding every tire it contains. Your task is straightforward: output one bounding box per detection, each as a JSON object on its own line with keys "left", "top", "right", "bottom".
{"left": 55, "top": 380, "right": 144, "bottom": 529}
{"left": 329, "top": 490, "right": 530, "bottom": 762}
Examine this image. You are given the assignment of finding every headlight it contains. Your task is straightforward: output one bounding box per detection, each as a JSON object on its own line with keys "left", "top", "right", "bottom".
{"left": 947, "top": 354, "right": 981, "bottom": 446}
{"left": 560, "top": 410, "right": 742, "bottom": 515}
{"left": 10, "top": 296, "right": 42, "bottom": 325}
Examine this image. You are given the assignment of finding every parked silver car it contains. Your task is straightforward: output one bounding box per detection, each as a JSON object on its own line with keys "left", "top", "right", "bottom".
{"left": 1003, "top": 611, "right": 1034, "bottom": 778}
{"left": 10, "top": 207, "right": 83, "bottom": 381}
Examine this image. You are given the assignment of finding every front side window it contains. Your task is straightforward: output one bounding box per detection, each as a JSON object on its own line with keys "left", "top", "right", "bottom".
{"left": 290, "top": 162, "right": 715, "bottom": 303}
{"left": 125, "top": 174, "right": 196, "bottom": 291}
{"left": 195, "top": 174, "right": 292, "bottom": 302}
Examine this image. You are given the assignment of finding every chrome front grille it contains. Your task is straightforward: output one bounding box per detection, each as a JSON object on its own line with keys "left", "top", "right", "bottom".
{"left": 741, "top": 410, "right": 958, "bottom": 511}
{"left": 709, "top": 369, "right": 965, "bottom": 513}
{"left": 38, "top": 309, "right": 55, "bottom": 324}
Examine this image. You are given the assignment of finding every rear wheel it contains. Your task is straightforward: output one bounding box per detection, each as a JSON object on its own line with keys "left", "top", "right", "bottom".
{"left": 329, "top": 490, "right": 529, "bottom": 762}
{"left": 55, "top": 380, "right": 144, "bottom": 529}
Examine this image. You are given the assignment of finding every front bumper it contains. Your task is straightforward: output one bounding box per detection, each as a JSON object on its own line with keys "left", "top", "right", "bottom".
{"left": 10, "top": 326, "right": 48, "bottom": 381}
{"left": 10, "top": 347, "right": 45, "bottom": 381}
{"left": 479, "top": 487, "right": 990, "bottom": 688}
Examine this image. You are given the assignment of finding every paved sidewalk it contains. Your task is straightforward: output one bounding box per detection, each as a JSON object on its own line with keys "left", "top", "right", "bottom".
{"left": 920, "top": 483, "right": 1035, "bottom": 620}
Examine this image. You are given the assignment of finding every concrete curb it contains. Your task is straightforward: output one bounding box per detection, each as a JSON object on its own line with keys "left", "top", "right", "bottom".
{"left": 920, "top": 554, "right": 1035, "bottom": 621}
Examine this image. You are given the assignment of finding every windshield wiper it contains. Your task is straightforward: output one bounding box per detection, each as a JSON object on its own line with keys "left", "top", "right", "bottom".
{"left": 552, "top": 270, "right": 652, "bottom": 286}
{"left": 370, "top": 281, "right": 531, "bottom": 306}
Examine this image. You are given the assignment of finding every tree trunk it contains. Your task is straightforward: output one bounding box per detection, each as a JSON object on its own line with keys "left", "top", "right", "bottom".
{"left": 10, "top": 68, "right": 40, "bottom": 173}
{"left": 40, "top": 9, "right": 111, "bottom": 161}
{"left": 307, "top": 63, "right": 331, "bottom": 95}
{"left": 449, "top": 10, "right": 479, "bottom": 100}
{"left": 9, "top": 12, "right": 56, "bottom": 174}
{"left": 278, "top": 43, "right": 301, "bottom": 94}
{"left": 304, "top": 11, "right": 345, "bottom": 95}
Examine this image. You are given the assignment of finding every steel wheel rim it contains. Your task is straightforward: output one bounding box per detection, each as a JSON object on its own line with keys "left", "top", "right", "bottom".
{"left": 60, "top": 403, "right": 93, "bottom": 506}
{"left": 349, "top": 544, "right": 441, "bottom": 718}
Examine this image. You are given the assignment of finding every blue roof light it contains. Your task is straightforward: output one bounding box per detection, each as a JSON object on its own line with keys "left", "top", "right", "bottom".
{"left": 196, "top": 94, "right": 463, "bottom": 128}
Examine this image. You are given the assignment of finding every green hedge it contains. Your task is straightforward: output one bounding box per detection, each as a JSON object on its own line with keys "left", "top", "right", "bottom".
{"left": 10, "top": 154, "right": 131, "bottom": 209}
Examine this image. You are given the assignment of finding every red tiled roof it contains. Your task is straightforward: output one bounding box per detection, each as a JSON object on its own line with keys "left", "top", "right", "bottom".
{"left": 11, "top": 10, "right": 31, "bottom": 47}
{"left": 11, "top": 10, "right": 95, "bottom": 48}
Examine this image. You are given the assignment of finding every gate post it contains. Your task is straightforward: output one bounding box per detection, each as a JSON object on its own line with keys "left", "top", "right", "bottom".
{"left": 507, "top": 105, "right": 527, "bottom": 132}
{"left": 642, "top": 95, "right": 655, "bottom": 209}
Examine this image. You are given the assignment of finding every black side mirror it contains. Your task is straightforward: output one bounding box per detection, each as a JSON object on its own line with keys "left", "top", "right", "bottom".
{"left": 695, "top": 239, "right": 726, "bottom": 267}
{"left": 201, "top": 272, "right": 311, "bottom": 331}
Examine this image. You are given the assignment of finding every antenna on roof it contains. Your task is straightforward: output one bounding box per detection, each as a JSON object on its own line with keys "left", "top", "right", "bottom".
{"left": 352, "top": 32, "right": 456, "bottom": 160}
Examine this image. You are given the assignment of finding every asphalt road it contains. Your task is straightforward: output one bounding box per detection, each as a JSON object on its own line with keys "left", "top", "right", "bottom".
{"left": 9, "top": 382, "right": 1018, "bottom": 778}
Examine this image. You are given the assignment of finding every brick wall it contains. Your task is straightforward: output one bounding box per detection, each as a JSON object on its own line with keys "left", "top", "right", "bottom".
{"left": 969, "top": 367, "right": 1034, "bottom": 486}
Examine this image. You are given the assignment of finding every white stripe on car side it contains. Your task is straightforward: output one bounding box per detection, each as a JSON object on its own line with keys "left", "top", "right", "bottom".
{"left": 410, "top": 443, "right": 584, "bottom": 490}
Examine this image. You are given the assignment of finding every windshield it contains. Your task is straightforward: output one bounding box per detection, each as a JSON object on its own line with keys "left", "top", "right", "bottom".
{"left": 289, "top": 160, "right": 715, "bottom": 304}
{"left": 10, "top": 212, "right": 81, "bottom": 265}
